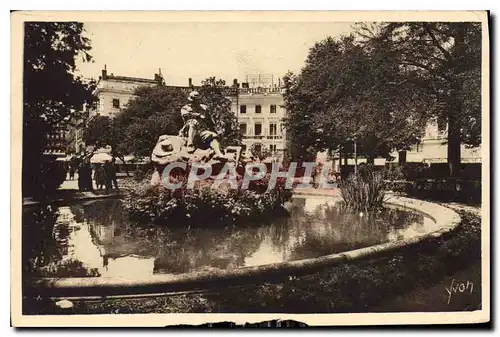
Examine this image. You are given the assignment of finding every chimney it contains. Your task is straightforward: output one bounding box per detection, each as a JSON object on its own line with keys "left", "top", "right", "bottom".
{"left": 188, "top": 78, "right": 193, "bottom": 87}
{"left": 102, "top": 65, "right": 108, "bottom": 80}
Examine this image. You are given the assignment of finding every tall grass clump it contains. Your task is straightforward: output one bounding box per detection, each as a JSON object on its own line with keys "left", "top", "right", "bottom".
{"left": 339, "top": 165, "right": 386, "bottom": 211}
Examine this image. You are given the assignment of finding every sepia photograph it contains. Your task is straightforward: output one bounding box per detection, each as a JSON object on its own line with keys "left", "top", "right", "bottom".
{"left": 10, "top": 10, "right": 490, "bottom": 327}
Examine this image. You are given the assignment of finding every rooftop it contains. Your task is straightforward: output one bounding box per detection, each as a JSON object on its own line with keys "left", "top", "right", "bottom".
{"left": 104, "top": 75, "right": 158, "bottom": 84}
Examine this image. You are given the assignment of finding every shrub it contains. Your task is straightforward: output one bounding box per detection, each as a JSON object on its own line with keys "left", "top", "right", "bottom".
{"left": 339, "top": 165, "right": 386, "bottom": 211}
{"left": 383, "top": 180, "right": 413, "bottom": 194}
{"left": 133, "top": 162, "right": 155, "bottom": 181}
{"left": 401, "top": 162, "right": 431, "bottom": 181}
{"left": 25, "top": 157, "right": 67, "bottom": 199}
{"left": 123, "top": 171, "right": 293, "bottom": 226}
{"left": 410, "top": 178, "right": 481, "bottom": 205}
{"left": 384, "top": 164, "right": 405, "bottom": 181}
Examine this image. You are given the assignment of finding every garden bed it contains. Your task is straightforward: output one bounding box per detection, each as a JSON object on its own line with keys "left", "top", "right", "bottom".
{"left": 122, "top": 174, "right": 293, "bottom": 226}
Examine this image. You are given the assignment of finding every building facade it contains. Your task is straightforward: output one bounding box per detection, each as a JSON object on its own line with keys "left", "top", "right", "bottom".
{"left": 44, "top": 127, "right": 69, "bottom": 157}
{"left": 232, "top": 86, "right": 287, "bottom": 157}
{"left": 405, "top": 122, "right": 481, "bottom": 164}
{"left": 65, "top": 103, "right": 92, "bottom": 155}
{"left": 324, "top": 120, "right": 482, "bottom": 173}
{"left": 91, "top": 66, "right": 163, "bottom": 119}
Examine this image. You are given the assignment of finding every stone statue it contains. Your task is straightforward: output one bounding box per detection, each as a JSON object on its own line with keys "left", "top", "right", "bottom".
{"left": 178, "top": 91, "right": 224, "bottom": 158}
{"left": 150, "top": 90, "right": 246, "bottom": 185}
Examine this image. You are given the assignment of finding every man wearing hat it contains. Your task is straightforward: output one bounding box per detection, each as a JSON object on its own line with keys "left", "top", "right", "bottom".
{"left": 179, "top": 90, "right": 224, "bottom": 158}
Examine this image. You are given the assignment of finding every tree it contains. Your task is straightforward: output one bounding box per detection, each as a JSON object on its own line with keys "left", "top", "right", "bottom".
{"left": 82, "top": 115, "right": 128, "bottom": 165}
{"left": 83, "top": 115, "right": 114, "bottom": 149}
{"left": 250, "top": 142, "right": 272, "bottom": 161}
{"left": 115, "top": 85, "right": 186, "bottom": 157}
{"left": 357, "top": 22, "right": 482, "bottom": 176}
{"left": 282, "top": 35, "right": 430, "bottom": 164}
{"left": 198, "top": 77, "right": 242, "bottom": 147}
{"left": 23, "top": 22, "right": 94, "bottom": 196}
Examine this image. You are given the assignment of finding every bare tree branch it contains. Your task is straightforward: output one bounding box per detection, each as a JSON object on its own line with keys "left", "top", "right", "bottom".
{"left": 423, "top": 23, "right": 453, "bottom": 61}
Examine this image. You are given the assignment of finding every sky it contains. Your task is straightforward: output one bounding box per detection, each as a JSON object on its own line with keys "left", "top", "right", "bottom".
{"left": 76, "top": 21, "right": 356, "bottom": 86}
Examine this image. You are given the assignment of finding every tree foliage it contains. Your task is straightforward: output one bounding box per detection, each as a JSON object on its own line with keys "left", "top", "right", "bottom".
{"left": 356, "top": 22, "right": 482, "bottom": 175}
{"left": 282, "top": 35, "right": 430, "bottom": 162}
{"left": 82, "top": 115, "right": 125, "bottom": 162}
{"left": 114, "top": 86, "right": 186, "bottom": 157}
{"left": 23, "top": 22, "right": 94, "bottom": 196}
{"left": 198, "top": 77, "right": 242, "bottom": 148}
{"left": 283, "top": 22, "right": 482, "bottom": 175}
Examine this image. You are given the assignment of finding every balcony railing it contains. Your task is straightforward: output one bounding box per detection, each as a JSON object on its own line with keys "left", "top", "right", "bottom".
{"left": 243, "top": 135, "right": 283, "bottom": 140}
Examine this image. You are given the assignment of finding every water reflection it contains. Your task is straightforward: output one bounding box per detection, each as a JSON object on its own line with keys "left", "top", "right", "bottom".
{"left": 23, "top": 197, "right": 437, "bottom": 278}
{"left": 23, "top": 204, "right": 101, "bottom": 278}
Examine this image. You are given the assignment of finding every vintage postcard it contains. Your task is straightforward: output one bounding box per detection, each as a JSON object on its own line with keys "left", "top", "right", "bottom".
{"left": 11, "top": 11, "right": 490, "bottom": 327}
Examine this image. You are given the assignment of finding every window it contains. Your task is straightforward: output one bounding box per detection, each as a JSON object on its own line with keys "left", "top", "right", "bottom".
{"left": 240, "top": 105, "right": 247, "bottom": 114}
{"left": 254, "top": 123, "right": 262, "bottom": 136}
{"left": 269, "top": 123, "right": 277, "bottom": 136}
{"left": 270, "top": 144, "right": 277, "bottom": 152}
{"left": 270, "top": 105, "right": 277, "bottom": 114}
{"left": 112, "top": 98, "right": 120, "bottom": 109}
{"left": 255, "top": 105, "right": 262, "bottom": 113}
{"left": 239, "top": 123, "right": 247, "bottom": 135}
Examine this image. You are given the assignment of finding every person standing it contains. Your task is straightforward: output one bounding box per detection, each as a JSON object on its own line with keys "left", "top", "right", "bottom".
{"left": 93, "top": 164, "right": 107, "bottom": 190}
{"left": 110, "top": 158, "right": 119, "bottom": 190}
{"left": 68, "top": 162, "right": 76, "bottom": 180}
{"left": 79, "top": 160, "right": 94, "bottom": 192}
{"left": 77, "top": 162, "right": 84, "bottom": 191}
{"left": 103, "top": 160, "right": 118, "bottom": 191}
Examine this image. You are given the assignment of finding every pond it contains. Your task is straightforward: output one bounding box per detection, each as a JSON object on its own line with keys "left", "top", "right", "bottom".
{"left": 22, "top": 196, "right": 438, "bottom": 279}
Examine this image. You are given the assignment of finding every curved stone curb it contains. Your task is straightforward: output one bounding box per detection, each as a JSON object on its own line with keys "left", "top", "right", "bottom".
{"left": 27, "top": 192, "right": 461, "bottom": 299}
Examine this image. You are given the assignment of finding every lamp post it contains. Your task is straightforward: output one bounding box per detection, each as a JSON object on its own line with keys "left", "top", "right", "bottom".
{"left": 351, "top": 126, "right": 364, "bottom": 176}
{"left": 354, "top": 137, "right": 358, "bottom": 176}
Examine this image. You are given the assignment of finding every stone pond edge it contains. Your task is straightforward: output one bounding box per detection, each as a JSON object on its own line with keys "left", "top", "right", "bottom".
{"left": 27, "top": 190, "right": 462, "bottom": 299}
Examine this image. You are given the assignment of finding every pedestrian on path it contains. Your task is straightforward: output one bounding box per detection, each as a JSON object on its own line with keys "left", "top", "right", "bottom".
{"left": 93, "top": 164, "right": 107, "bottom": 190}
{"left": 68, "top": 164, "right": 76, "bottom": 180}
{"left": 78, "top": 160, "right": 94, "bottom": 192}
{"left": 104, "top": 159, "right": 119, "bottom": 191}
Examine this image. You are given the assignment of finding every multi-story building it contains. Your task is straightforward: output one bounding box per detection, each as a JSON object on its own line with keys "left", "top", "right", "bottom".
{"left": 44, "top": 104, "right": 92, "bottom": 157}
{"left": 232, "top": 85, "right": 287, "bottom": 157}
{"left": 91, "top": 66, "right": 164, "bottom": 119}
{"left": 65, "top": 103, "right": 92, "bottom": 155}
{"left": 44, "top": 127, "right": 68, "bottom": 157}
